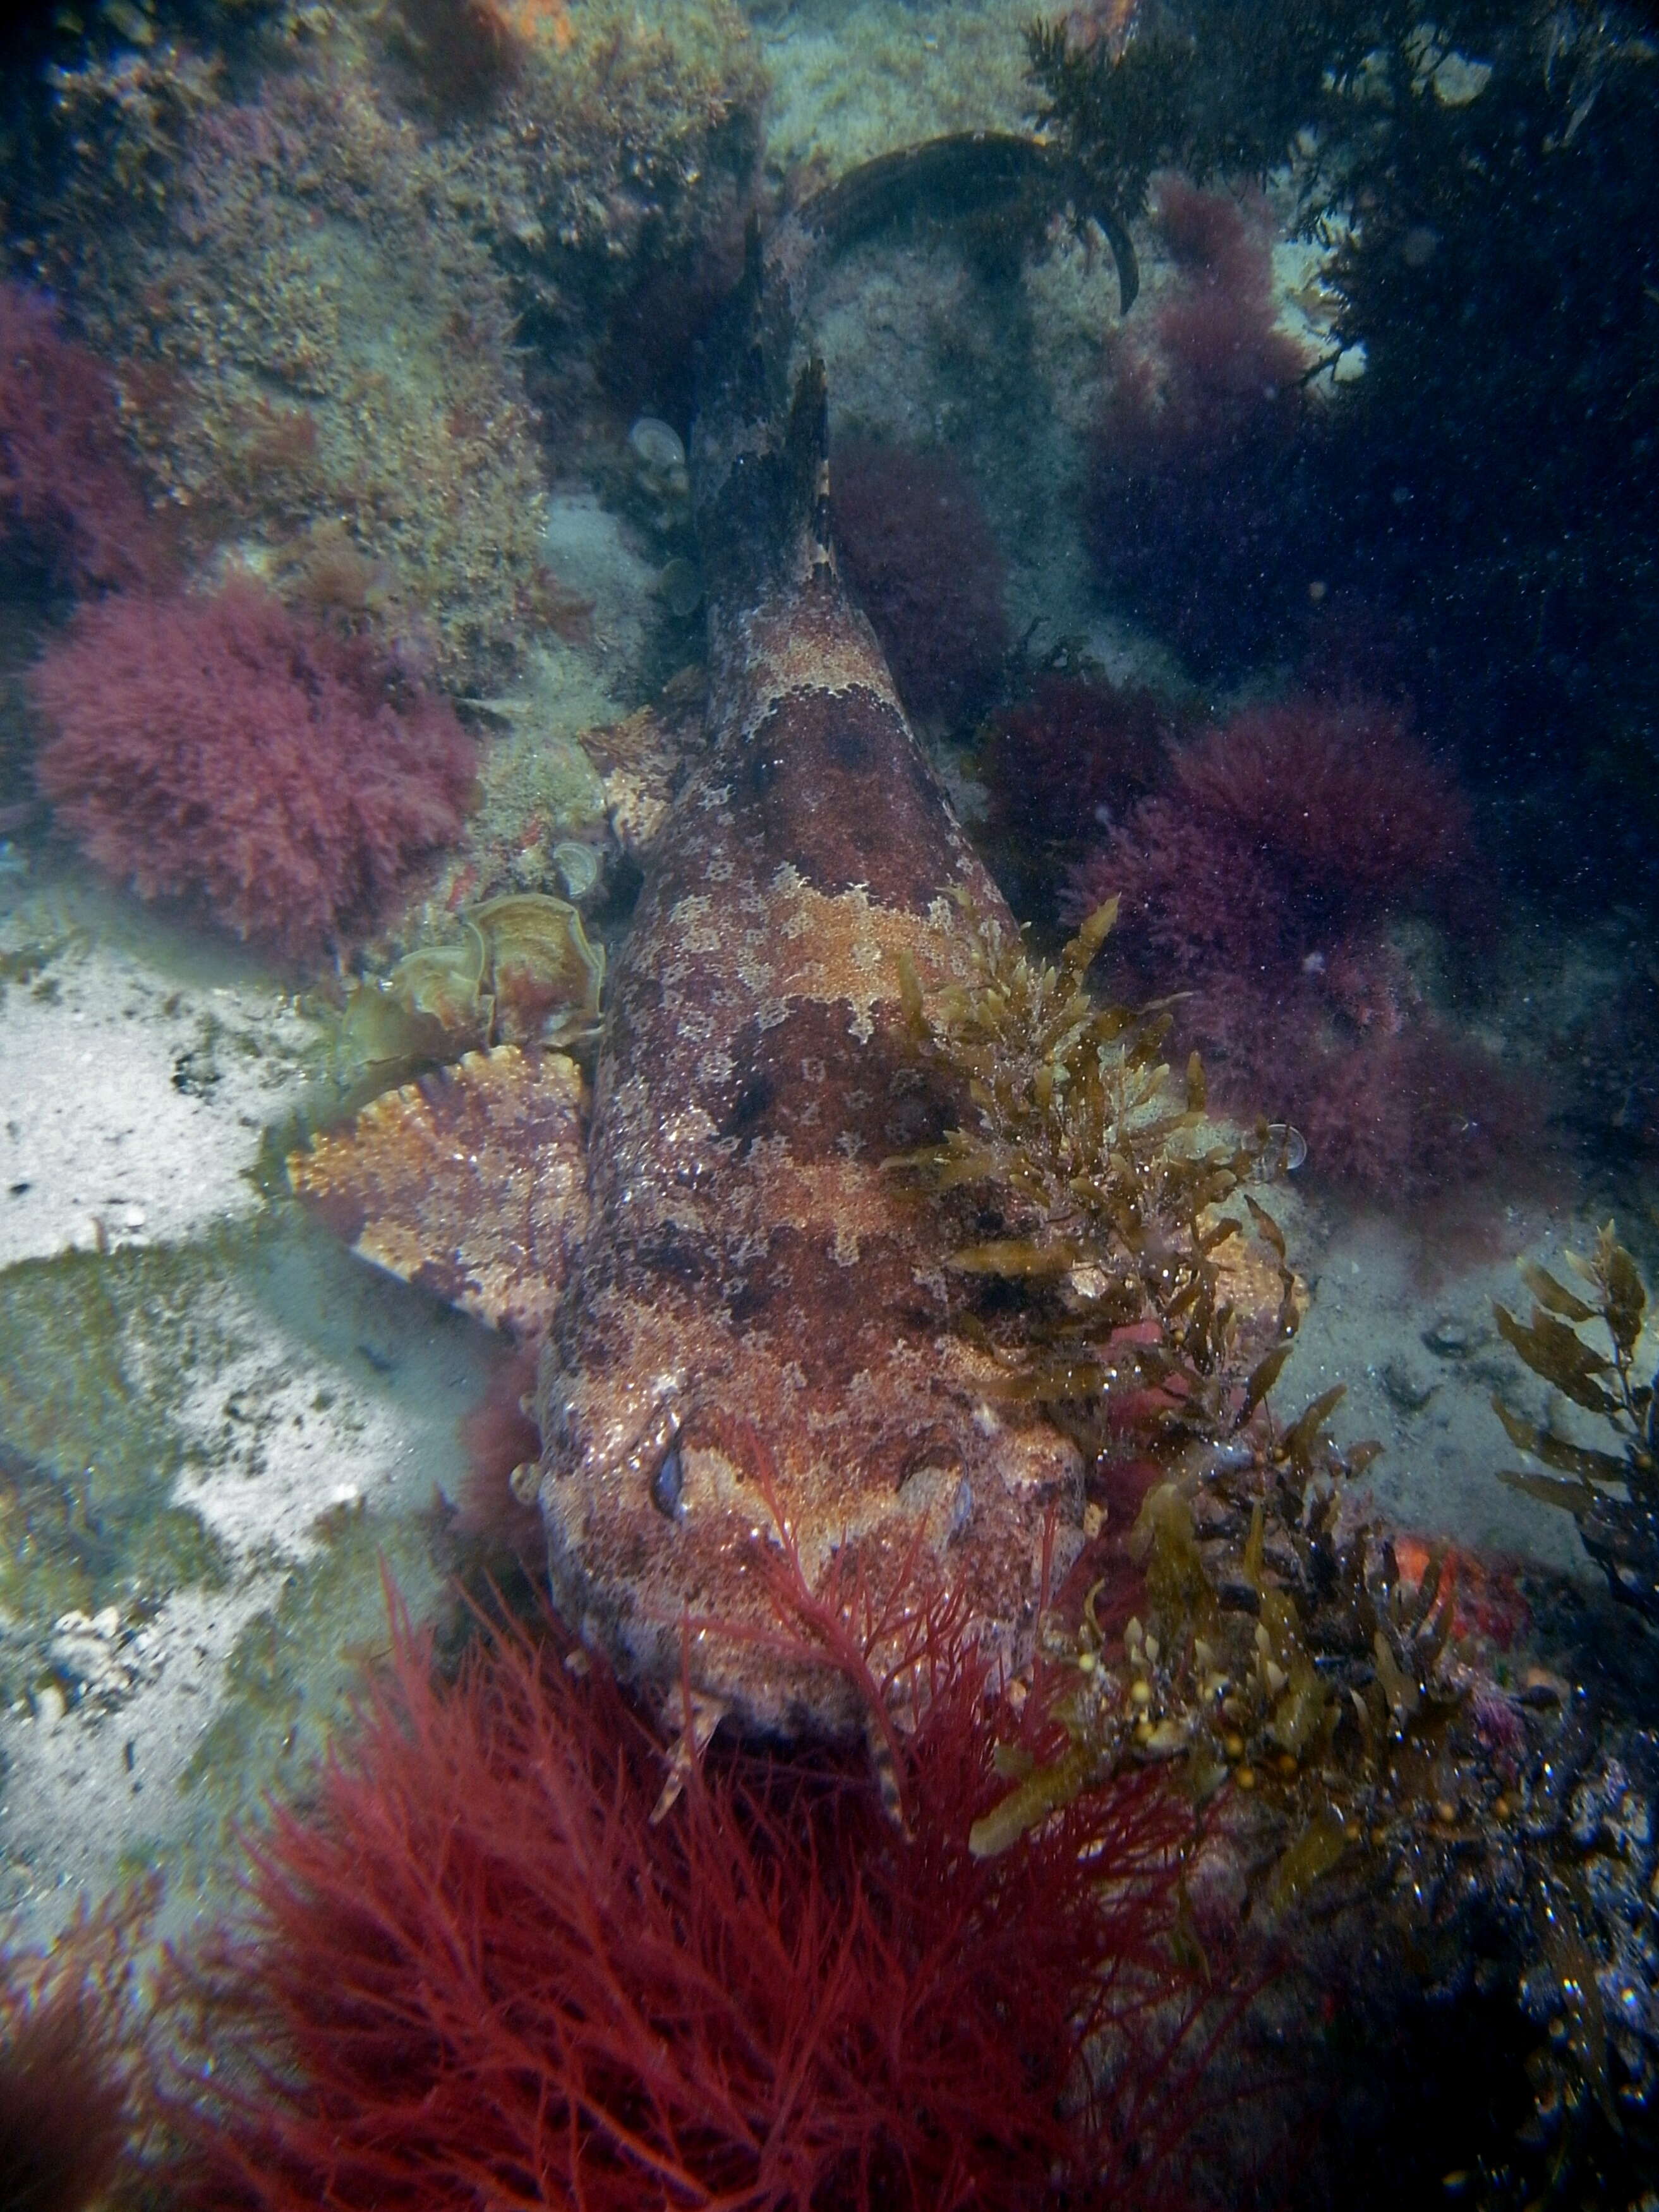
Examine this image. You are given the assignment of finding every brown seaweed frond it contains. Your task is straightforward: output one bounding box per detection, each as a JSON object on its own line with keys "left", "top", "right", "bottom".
{"left": 1492, "top": 1224, "right": 1659, "bottom": 1621}
{"left": 890, "top": 895, "right": 1285, "bottom": 1452}
{"left": 968, "top": 1381, "right": 1493, "bottom": 1937}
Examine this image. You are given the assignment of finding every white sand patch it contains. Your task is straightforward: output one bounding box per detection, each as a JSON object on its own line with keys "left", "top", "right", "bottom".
{"left": 170, "top": 1291, "right": 430, "bottom": 1568}
{"left": 0, "top": 1578, "right": 278, "bottom": 1911}
{"left": 0, "top": 881, "right": 500, "bottom": 1938}
{"left": 0, "top": 1222, "right": 492, "bottom": 1938}
{"left": 1277, "top": 1206, "right": 1596, "bottom": 1580}
{"left": 0, "top": 921, "right": 316, "bottom": 1269}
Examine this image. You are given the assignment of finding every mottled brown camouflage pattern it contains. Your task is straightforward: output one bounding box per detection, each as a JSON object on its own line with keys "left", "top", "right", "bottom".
{"left": 294, "top": 177, "right": 1122, "bottom": 1738}
{"left": 536, "top": 551, "right": 1082, "bottom": 1734}
{"left": 291, "top": 1046, "right": 587, "bottom": 1343}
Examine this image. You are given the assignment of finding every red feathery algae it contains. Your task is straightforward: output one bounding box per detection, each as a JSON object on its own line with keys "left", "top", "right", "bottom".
{"left": 1087, "top": 181, "right": 1313, "bottom": 675}
{"left": 1063, "top": 692, "right": 1533, "bottom": 1204}
{"left": 1068, "top": 695, "right": 1467, "bottom": 981}
{"left": 0, "top": 281, "right": 167, "bottom": 594}
{"left": 1168, "top": 696, "right": 1468, "bottom": 909}
{"left": 162, "top": 1542, "right": 1235, "bottom": 2212}
{"left": 31, "top": 579, "right": 476, "bottom": 960}
{"left": 0, "top": 1891, "right": 151, "bottom": 2212}
{"left": 980, "top": 669, "right": 1180, "bottom": 871}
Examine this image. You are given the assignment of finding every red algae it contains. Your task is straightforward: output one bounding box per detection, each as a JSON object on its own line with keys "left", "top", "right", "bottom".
{"left": 1168, "top": 698, "right": 1468, "bottom": 909}
{"left": 30, "top": 579, "right": 475, "bottom": 960}
{"left": 162, "top": 1568, "right": 1229, "bottom": 2212}
{"left": 0, "top": 282, "right": 168, "bottom": 595}
{"left": 1087, "top": 181, "right": 1313, "bottom": 675}
{"left": 0, "top": 1892, "right": 150, "bottom": 2212}
{"left": 1062, "top": 692, "right": 1540, "bottom": 1204}
{"left": 981, "top": 670, "right": 1181, "bottom": 868}
{"left": 1066, "top": 694, "right": 1469, "bottom": 986}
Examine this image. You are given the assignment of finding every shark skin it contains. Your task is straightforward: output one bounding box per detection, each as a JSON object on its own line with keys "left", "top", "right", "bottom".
{"left": 533, "top": 404, "right": 1082, "bottom": 1740}
{"left": 294, "top": 145, "right": 1171, "bottom": 1739}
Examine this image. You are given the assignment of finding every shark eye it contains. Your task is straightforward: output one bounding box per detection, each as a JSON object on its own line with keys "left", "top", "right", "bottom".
{"left": 650, "top": 1434, "right": 685, "bottom": 1517}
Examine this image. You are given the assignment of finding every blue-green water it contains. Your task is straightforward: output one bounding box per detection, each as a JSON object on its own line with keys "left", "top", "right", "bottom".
{"left": 0, "top": 3, "right": 1656, "bottom": 2204}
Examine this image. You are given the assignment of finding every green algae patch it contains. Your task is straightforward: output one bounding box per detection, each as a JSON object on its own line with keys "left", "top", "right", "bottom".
{"left": 0, "top": 1237, "right": 241, "bottom": 1699}
{"left": 178, "top": 1502, "right": 447, "bottom": 1835}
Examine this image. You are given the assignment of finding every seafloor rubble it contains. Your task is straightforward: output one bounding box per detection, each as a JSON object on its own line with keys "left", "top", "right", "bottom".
{"left": 0, "top": 1, "right": 1657, "bottom": 2208}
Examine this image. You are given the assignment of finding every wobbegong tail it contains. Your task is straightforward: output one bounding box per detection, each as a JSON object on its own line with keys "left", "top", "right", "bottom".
{"left": 690, "top": 131, "right": 1140, "bottom": 620}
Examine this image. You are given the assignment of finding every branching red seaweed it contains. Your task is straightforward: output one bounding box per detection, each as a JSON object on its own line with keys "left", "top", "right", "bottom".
{"left": 1060, "top": 692, "right": 1540, "bottom": 1206}
{"left": 0, "top": 282, "right": 169, "bottom": 595}
{"left": 0, "top": 1887, "right": 155, "bottom": 2212}
{"left": 1087, "top": 181, "right": 1315, "bottom": 675}
{"left": 159, "top": 1557, "right": 1239, "bottom": 2212}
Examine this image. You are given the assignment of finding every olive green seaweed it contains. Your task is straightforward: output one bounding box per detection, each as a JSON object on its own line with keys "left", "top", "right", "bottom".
{"left": 1492, "top": 1224, "right": 1659, "bottom": 1621}
{"left": 895, "top": 898, "right": 1480, "bottom": 1907}
{"left": 890, "top": 895, "right": 1292, "bottom": 1458}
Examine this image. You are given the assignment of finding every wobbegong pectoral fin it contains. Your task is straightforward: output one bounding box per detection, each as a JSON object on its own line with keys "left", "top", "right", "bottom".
{"left": 287, "top": 1045, "right": 588, "bottom": 1340}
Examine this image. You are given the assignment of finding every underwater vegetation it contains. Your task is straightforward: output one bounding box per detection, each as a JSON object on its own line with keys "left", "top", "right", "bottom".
{"left": 0, "top": 282, "right": 167, "bottom": 599}
{"left": 3, "top": 0, "right": 764, "bottom": 686}
{"left": 1027, "top": 0, "right": 1380, "bottom": 226}
{"left": 862, "top": 889, "right": 1659, "bottom": 2168}
{"left": 162, "top": 1579, "right": 1229, "bottom": 2212}
{"left": 1031, "top": 0, "right": 1659, "bottom": 884}
{"left": 829, "top": 439, "right": 1009, "bottom": 727}
{"left": 979, "top": 668, "right": 1179, "bottom": 903}
{"left": 0, "top": 1889, "right": 150, "bottom": 2212}
{"left": 1293, "top": 4, "right": 1659, "bottom": 816}
{"left": 1493, "top": 1226, "right": 1659, "bottom": 1626}
{"left": 0, "top": 9, "right": 1654, "bottom": 2206}
{"left": 1086, "top": 178, "right": 1316, "bottom": 677}
{"left": 890, "top": 893, "right": 1291, "bottom": 1465}
{"left": 207, "top": 898, "right": 1658, "bottom": 2211}
{"left": 892, "top": 914, "right": 1659, "bottom": 2196}
{"left": 1061, "top": 693, "right": 1539, "bottom": 1202}
{"left": 30, "top": 579, "right": 476, "bottom": 959}
{"left": 1286, "top": 1019, "right": 1545, "bottom": 1212}
{"left": 1071, "top": 691, "right": 1469, "bottom": 956}
{"left": 884, "top": 902, "right": 1491, "bottom": 1859}
{"left": 17, "top": 28, "right": 545, "bottom": 685}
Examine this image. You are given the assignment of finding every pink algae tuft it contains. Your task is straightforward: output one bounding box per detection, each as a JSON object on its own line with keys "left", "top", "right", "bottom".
{"left": 1087, "top": 181, "right": 1313, "bottom": 674}
{"left": 1062, "top": 691, "right": 1542, "bottom": 1206}
{"left": 30, "top": 578, "right": 475, "bottom": 959}
{"left": 981, "top": 670, "right": 1181, "bottom": 867}
{"left": 1067, "top": 693, "right": 1468, "bottom": 982}
{"left": 0, "top": 281, "right": 169, "bottom": 595}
